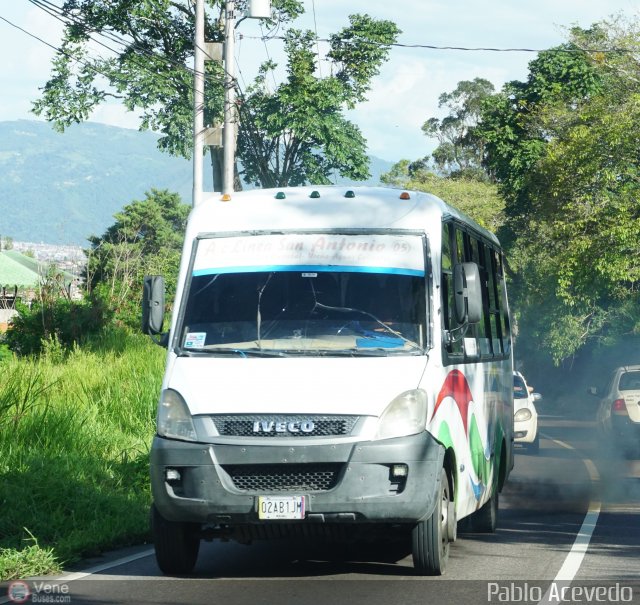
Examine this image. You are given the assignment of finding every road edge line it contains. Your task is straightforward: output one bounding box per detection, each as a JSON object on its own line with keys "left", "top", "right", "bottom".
{"left": 537, "top": 433, "right": 602, "bottom": 603}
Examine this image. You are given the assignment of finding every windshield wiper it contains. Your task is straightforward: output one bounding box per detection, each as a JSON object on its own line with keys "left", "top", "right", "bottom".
{"left": 179, "top": 348, "right": 246, "bottom": 357}
{"left": 312, "top": 301, "right": 422, "bottom": 351}
{"left": 179, "top": 348, "right": 289, "bottom": 358}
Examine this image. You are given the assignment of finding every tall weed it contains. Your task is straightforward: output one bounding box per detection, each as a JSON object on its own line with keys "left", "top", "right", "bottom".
{"left": 0, "top": 330, "right": 165, "bottom": 579}
{"left": 0, "top": 361, "right": 54, "bottom": 429}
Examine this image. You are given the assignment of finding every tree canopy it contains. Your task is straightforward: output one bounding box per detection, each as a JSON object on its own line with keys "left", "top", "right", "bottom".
{"left": 381, "top": 162, "right": 504, "bottom": 234}
{"left": 420, "top": 78, "right": 495, "bottom": 180}
{"left": 476, "top": 18, "right": 640, "bottom": 365}
{"left": 400, "top": 17, "right": 640, "bottom": 373}
{"left": 32, "top": 1, "right": 399, "bottom": 189}
{"left": 238, "top": 16, "right": 399, "bottom": 187}
{"left": 86, "top": 188, "right": 189, "bottom": 328}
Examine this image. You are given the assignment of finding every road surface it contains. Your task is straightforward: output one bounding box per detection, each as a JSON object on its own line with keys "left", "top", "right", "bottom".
{"left": 3, "top": 414, "right": 639, "bottom": 605}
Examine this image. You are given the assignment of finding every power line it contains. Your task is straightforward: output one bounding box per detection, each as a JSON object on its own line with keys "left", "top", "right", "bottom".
{"left": 10, "top": 0, "right": 639, "bottom": 65}
{"left": 0, "top": 12, "right": 121, "bottom": 84}
{"left": 0, "top": 11, "right": 64, "bottom": 55}
{"left": 258, "top": 23, "right": 278, "bottom": 90}
{"left": 391, "top": 41, "right": 637, "bottom": 53}
{"left": 310, "top": 0, "right": 322, "bottom": 77}
{"left": 25, "top": 0, "right": 216, "bottom": 83}
{"left": 27, "top": 0, "right": 126, "bottom": 58}
{"left": 242, "top": 34, "right": 639, "bottom": 55}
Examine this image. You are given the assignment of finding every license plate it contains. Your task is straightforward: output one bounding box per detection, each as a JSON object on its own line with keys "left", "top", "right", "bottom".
{"left": 258, "top": 496, "right": 305, "bottom": 520}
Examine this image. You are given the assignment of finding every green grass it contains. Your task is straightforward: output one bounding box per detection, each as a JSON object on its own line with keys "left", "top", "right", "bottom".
{"left": 0, "top": 330, "right": 165, "bottom": 580}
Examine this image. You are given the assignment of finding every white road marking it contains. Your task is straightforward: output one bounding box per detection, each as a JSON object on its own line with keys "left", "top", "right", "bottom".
{"left": 538, "top": 433, "right": 602, "bottom": 604}
{"left": 0, "top": 549, "right": 155, "bottom": 604}
{"left": 56, "top": 548, "right": 155, "bottom": 582}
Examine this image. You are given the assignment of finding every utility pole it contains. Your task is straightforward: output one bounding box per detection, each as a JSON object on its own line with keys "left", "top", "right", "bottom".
{"left": 192, "top": 0, "right": 205, "bottom": 207}
{"left": 193, "top": 0, "right": 271, "bottom": 203}
{"left": 222, "top": 1, "right": 236, "bottom": 197}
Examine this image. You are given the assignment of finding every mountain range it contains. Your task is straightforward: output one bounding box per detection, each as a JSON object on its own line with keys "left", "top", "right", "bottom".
{"left": 0, "top": 120, "right": 394, "bottom": 246}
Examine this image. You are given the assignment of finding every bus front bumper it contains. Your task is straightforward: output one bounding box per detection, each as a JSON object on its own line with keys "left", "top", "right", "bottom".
{"left": 151, "top": 431, "right": 445, "bottom": 527}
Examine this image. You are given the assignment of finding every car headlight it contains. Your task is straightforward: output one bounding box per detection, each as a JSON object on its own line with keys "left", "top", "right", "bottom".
{"left": 157, "top": 389, "right": 198, "bottom": 441}
{"left": 514, "top": 408, "right": 532, "bottom": 422}
{"left": 374, "top": 389, "right": 428, "bottom": 441}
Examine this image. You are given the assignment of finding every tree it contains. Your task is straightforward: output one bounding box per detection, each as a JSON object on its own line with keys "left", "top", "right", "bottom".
{"left": 477, "top": 37, "right": 603, "bottom": 227}
{"left": 86, "top": 189, "right": 189, "bottom": 329}
{"left": 420, "top": 78, "right": 495, "bottom": 180}
{"left": 32, "top": 1, "right": 399, "bottom": 190}
{"left": 381, "top": 162, "right": 504, "bottom": 233}
{"left": 380, "top": 159, "right": 411, "bottom": 187}
{"left": 477, "top": 18, "right": 640, "bottom": 364}
{"left": 238, "top": 16, "right": 399, "bottom": 186}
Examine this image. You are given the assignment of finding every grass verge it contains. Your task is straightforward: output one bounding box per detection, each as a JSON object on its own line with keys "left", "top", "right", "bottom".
{"left": 0, "top": 329, "right": 164, "bottom": 580}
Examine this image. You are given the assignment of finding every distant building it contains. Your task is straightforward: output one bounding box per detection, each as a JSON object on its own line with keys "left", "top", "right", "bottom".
{"left": 0, "top": 250, "right": 82, "bottom": 331}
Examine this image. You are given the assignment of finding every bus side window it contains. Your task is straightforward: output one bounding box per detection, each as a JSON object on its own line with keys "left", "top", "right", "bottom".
{"left": 441, "top": 222, "right": 463, "bottom": 357}
{"left": 473, "top": 239, "right": 493, "bottom": 358}
{"left": 442, "top": 223, "right": 511, "bottom": 363}
{"left": 486, "top": 246, "right": 503, "bottom": 355}
{"left": 495, "top": 252, "right": 511, "bottom": 354}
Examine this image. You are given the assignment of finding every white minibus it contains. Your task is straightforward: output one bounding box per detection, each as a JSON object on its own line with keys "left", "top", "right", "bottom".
{"left": 142, "top": 185, "right": 514, "bottom": 576}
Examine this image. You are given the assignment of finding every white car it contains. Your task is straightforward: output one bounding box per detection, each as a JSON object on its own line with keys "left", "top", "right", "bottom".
{"left": 513, "top": 371, "right": 541, "bottom": 453}
{"left": 594, "top": 365, "right": 640, "bottom": 456}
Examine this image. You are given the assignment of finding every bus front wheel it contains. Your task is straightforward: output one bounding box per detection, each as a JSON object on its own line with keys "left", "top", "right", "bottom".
{"left": 151, "top": 504, "right": 200, "bottom": 575}
{"left": 412, "top": 468, "right": 451, "bottom": 575}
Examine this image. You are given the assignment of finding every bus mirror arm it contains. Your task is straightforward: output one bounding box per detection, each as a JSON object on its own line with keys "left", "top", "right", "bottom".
{"left": 453, "top": 262, "right": 482, "bottom": 325}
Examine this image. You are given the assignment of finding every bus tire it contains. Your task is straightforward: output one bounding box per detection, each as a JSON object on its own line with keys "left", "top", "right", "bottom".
{"left": 151, "top": 504, "right": 200, "bottom": 575}
{"left": 470, "top": 488, "right": 499, "bottom": 533}
{"left": 412, "top": 468, "right": 450, "bottom": 575}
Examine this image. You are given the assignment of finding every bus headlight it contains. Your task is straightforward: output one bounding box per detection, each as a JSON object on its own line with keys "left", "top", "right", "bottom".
{"left": 157, "top": 389, "right": 198, "bottom": 442}
{"left": 374, "top": 389, "right": 428, "bottom": 441}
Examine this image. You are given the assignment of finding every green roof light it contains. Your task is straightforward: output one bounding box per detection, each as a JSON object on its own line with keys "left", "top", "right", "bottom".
{"left": 275, "top": 191, "right": 286, "bottom": 199}
{"left": 344, "top": 190, "right": 355, "bottom": 198}
{"left": 310, "top": 190, "right": 320, "bottom": 199}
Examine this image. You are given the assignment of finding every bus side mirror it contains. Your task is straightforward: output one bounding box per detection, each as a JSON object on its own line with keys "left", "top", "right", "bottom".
{"left": 453, "top": 262, "right": 482, "bottom": 325}
{"left": 142, "top": 275, "right": 166, "bottom": 337}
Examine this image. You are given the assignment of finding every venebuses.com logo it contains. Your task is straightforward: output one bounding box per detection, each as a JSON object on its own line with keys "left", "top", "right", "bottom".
{"left": 7, "top": 582, "right": 30, "bottom": 604}
{"left": 7, "top": 580, "right": 71, "bottom": 604}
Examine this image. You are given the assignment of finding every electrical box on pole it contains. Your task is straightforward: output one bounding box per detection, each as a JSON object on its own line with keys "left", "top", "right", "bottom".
{"left": 204, "top": 42, "right": 223, "bottom": 62}
{"left": 247, "top": 0, "right": 271, "bottom": 18}
{"left": 203, "top": 43, "right": 224, "bottom": 151}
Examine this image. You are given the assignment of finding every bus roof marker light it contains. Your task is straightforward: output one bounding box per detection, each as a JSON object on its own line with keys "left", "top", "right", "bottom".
{"left": 275, "top": 192, "right": 286, "bottom": 199}
{"left": 344, "top": 190, "right": 356, "bottom": 198}
{"left": 400, "top": 191, "right": 411, "bottom": 200}
{"left": 310, "top": 190, "right": 320, "bottom": 199}
{"left": 220, "top": 193, "right": 232, "bottom": 202}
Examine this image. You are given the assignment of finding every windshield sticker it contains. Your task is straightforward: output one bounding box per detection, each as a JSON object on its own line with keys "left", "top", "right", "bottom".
{"left": 193, "top": 234, "right": 425, "bottom": 277}
{"left": 184, "top": 332, "right": 207, "bottom": 348}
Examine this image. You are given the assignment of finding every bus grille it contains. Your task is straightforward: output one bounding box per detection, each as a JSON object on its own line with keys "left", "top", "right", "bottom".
{"left": 212, "top": 415, "right": 359, "bottom": 437}
{"left": 223, "top": 463, "right": 342, "bottom": 493}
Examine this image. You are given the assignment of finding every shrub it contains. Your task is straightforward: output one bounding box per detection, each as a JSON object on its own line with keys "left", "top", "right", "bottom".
{"left": 4, "top": 298, "right": 108, "bottom": 356}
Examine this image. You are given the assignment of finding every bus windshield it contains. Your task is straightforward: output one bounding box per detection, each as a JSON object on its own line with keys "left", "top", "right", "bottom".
{"left": 178, "top": 233, "right": 427, "bottom": 356}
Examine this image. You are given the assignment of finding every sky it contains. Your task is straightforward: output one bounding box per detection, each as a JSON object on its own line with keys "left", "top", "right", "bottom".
{"left": 1, "top": 0, "right": 639, "bottom": 163}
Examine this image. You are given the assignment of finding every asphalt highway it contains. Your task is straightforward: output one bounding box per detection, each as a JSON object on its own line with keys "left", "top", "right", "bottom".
{"left": 4, "top": 414, "right": 639, "bottom": 605}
